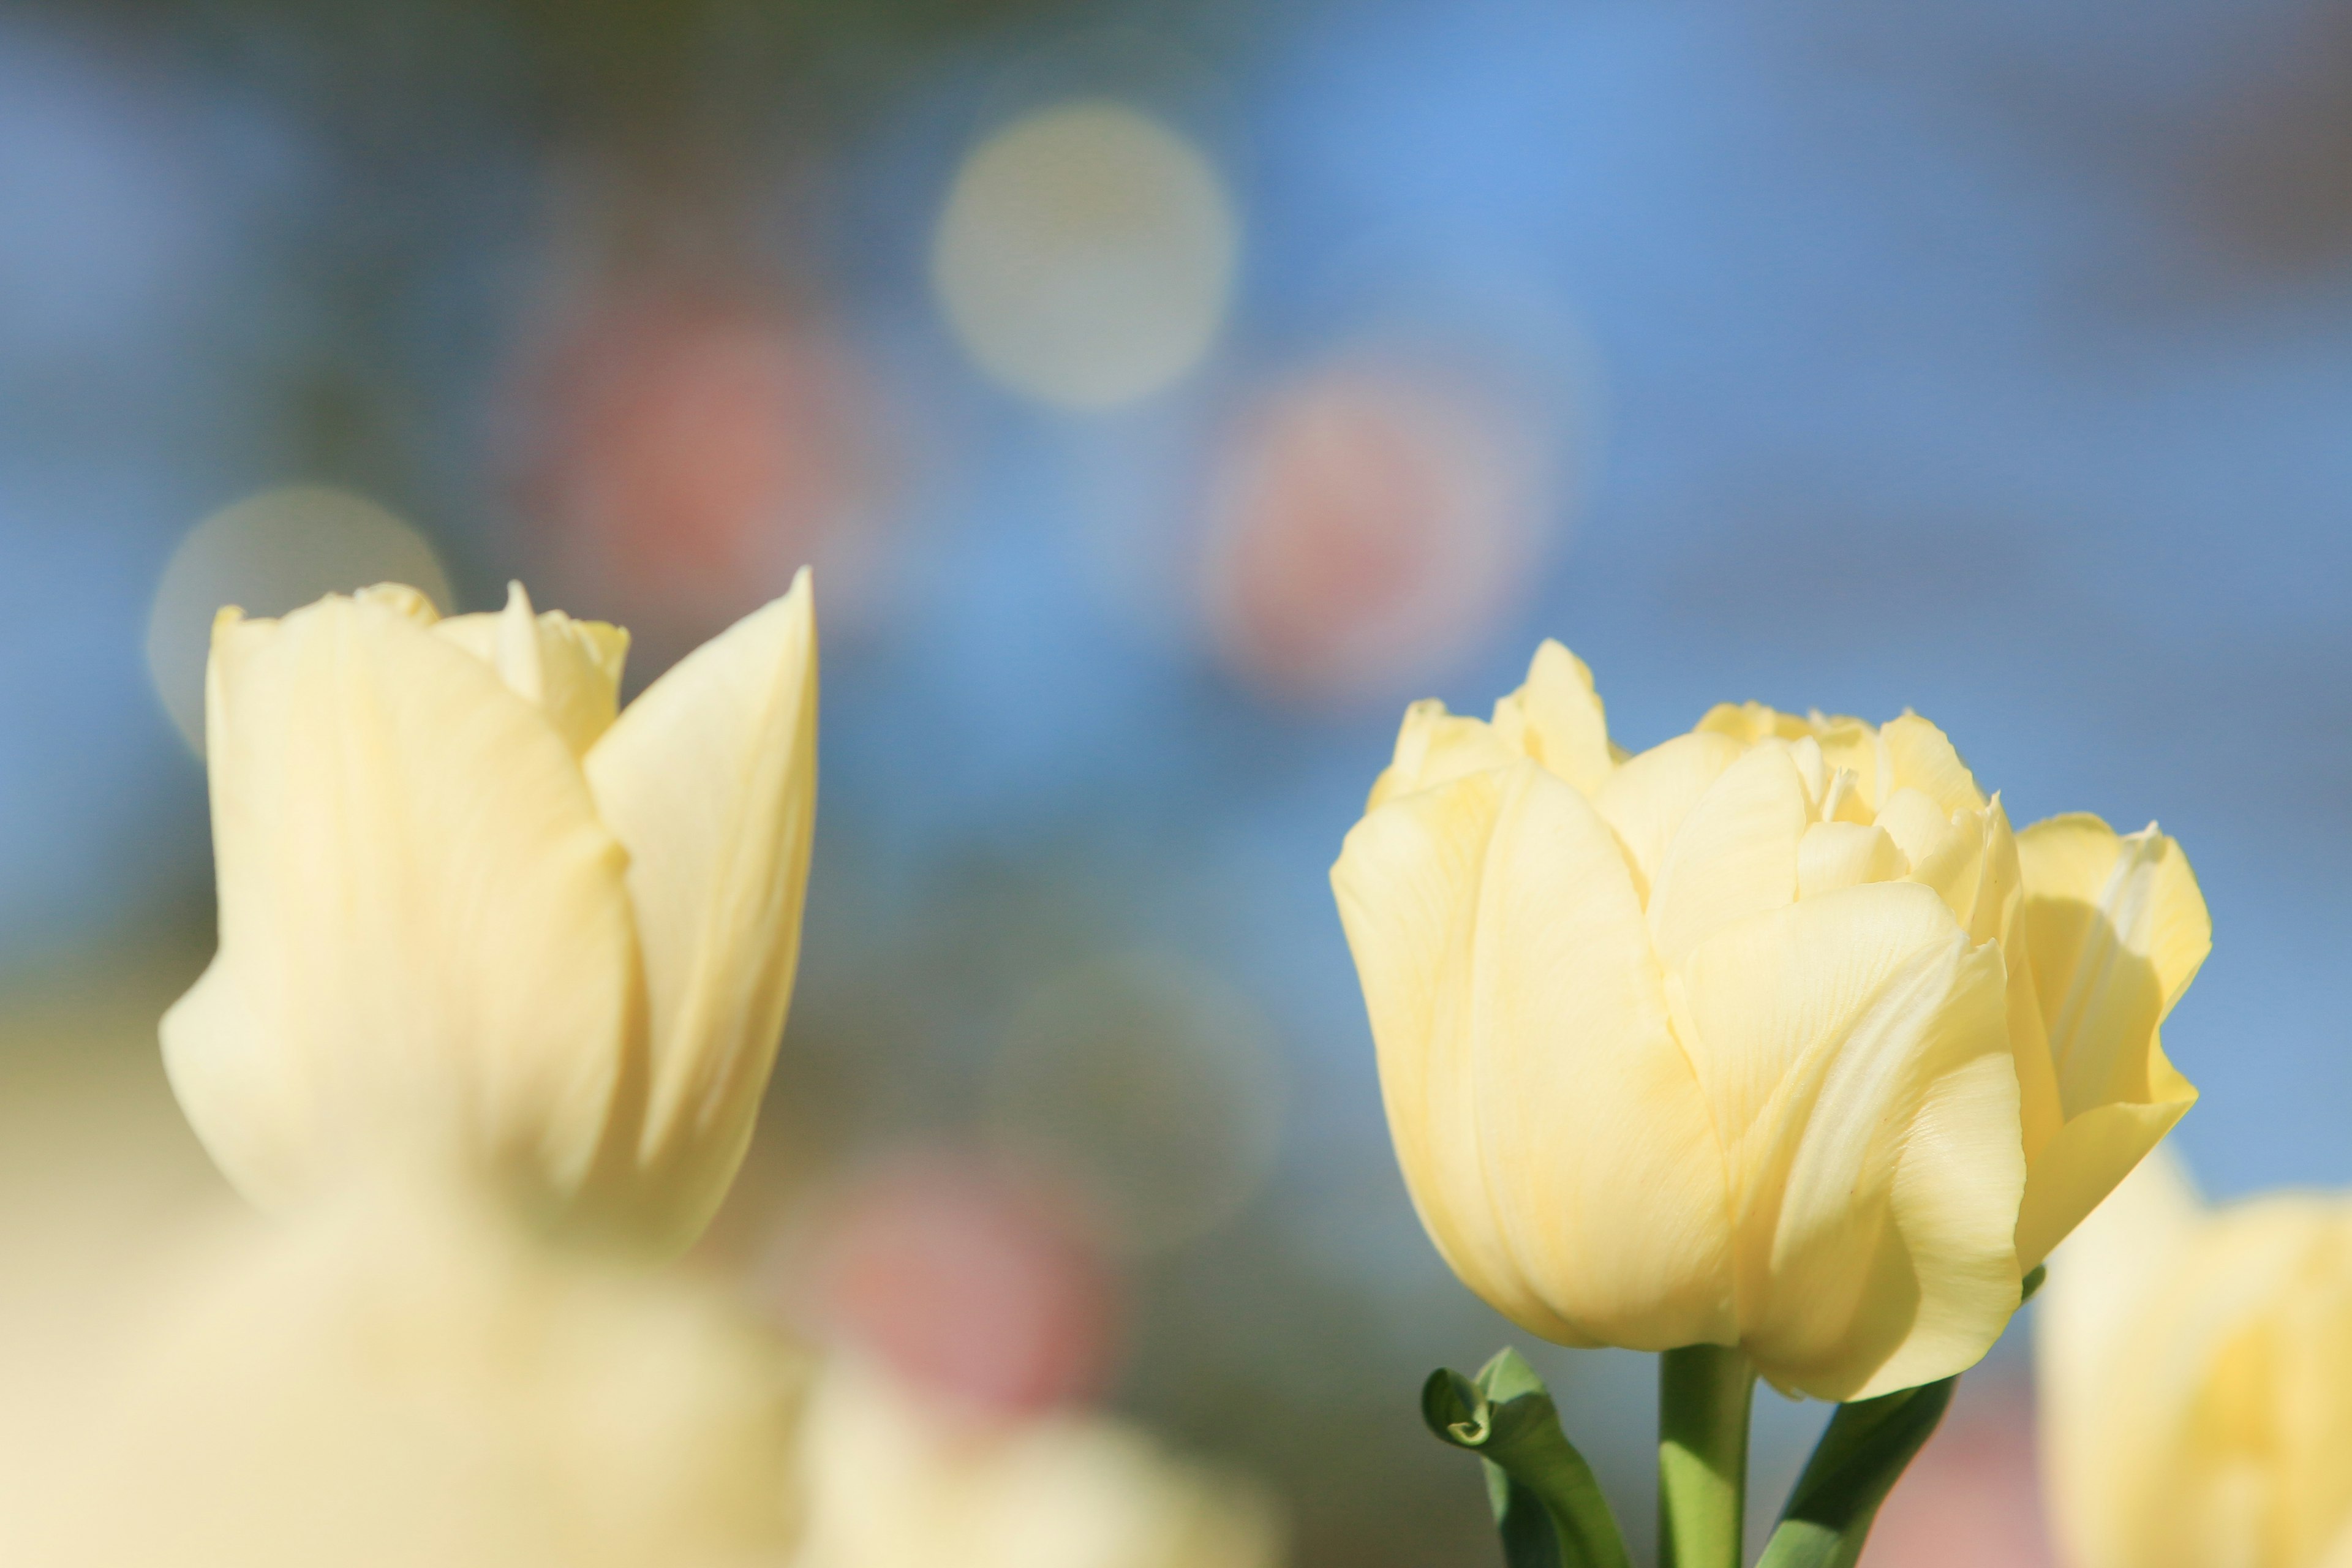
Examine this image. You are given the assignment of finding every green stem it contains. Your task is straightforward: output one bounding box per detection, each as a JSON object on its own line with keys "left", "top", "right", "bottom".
{"left": 1658, "top": 1344, "right": 1755, "bottom": 1568}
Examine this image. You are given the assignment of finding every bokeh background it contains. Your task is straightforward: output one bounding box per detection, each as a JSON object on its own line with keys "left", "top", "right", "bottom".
{"left": 5, "top": 0, "right": 2350, "bottom": 1562}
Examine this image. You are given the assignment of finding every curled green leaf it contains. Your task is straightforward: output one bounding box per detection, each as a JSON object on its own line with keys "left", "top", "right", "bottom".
{"left": 1420, "top": 1348, "right": 1632, "bottom": 1568}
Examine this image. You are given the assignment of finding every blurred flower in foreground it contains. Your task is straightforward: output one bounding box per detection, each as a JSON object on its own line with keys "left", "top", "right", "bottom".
{"left": 933, "top": 100, "right": 1237, "bottom": 410}
{"left": 2041, "top": 1153, "right": 2352, "bottom": 1568}
{"left": 1199, "top": 359, "right": 1551, "bottom": 704}
{"left": 791, "top": 1359, "right": 1285, "bottom": 1568}
{"left": 1332, "top": 644, "right": 2208, "bottom": 1399}
{"left": 164, "top": 573, "right": 817, "bottom": 1253}
{"left": 508, "top": 281, "right": 889, "bottom": 651}
{"left": 13, "top": 1194, "right": 806, "bottom": 1568}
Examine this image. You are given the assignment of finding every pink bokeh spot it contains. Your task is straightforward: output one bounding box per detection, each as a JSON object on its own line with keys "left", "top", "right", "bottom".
{"left": 787, "top": 1148, "right": 1123, "bottom": 1421}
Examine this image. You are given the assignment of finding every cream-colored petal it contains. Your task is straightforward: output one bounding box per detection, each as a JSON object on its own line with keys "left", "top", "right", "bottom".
{"left": 159, "top": 957, "right": 309, "bottom": 1208}
{"left": 2018, "top": 815, "right": 2211, "bottom": 1121}
{"left": 1591, "top": 731, "right": 1743, "bottom": 904}
{"left": 1489, "top": 640, "right": 1615, "bottom": 795}
{"left": 436, "top": 584, "right": 630, "bottom": 758}
{"left": 1980, "top": 801, "right": 2065, "bottom": 1180}
{"left": 1694, "top": 701, "right": 1815, "bottom": 747}
{"left": 1647, "top": 743, "right": 1809, "bottom": 968}
{"left": 2016, "top": 1038, "right": 2196, "bottom": 1270}
{"left": 1671, "top": 881, "right": 2021, "bottom": 1398}
{"left": 581, "top": 572, "right": 817, "bottom": 1251}
{"left": 1881, "top": 713, "right": 1988, "bottom": 815}
{"left": 170, "top": 595, "right": 639, "bottom": 1208}
{"left": 1365, "top": 700, "right": 1521, "bottom": 810}
{"left": 1334, "top": 760, "right": 1735, "bottom": 1349}
{"left": 1796, "top": 821, "right": 1907, "bottom": 899}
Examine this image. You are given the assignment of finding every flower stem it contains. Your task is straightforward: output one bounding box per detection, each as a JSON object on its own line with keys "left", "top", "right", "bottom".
{"left": 1658, "top": 1344, "right": 1755, "bottom": 1568}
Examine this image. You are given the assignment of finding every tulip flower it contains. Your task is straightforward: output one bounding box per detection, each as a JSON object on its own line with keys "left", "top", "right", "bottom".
{"left": 1335, "top": 642, "right": 2206, "bottom": 1401}
{"left": 2041, "top": 1153, "right": 2352, "bottom": 1568}
{"left": 161, "top": 574, "right": 816, "bottom": 1253}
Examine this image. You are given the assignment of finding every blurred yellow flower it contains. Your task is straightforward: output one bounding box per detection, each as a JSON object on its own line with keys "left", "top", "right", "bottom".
{"left": 10, "top": 1193, "right": 808, "bottom": 1568}
{"left": 162, "top": 573, "right": 818, "bottom": 1253}
{"left": 1331, "top": 643, "right": 2206, "bottom": 1400}
{"left": 792, "top": 1360, "right": 1285, "bottom": 1568}
{"left": 2041, "top": 1153, "right": 2352, "bottom": 1568}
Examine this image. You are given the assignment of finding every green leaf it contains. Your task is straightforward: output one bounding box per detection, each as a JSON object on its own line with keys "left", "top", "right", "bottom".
{"left": 1754, "top": 1374, "right": 1956, "bottom": 1568}
{"left": 2021, "top": 1264, "right": 2048, "bottom": 1304}
{"left": 1421, "top": 1348, "right": 1632, "bottom": 1568}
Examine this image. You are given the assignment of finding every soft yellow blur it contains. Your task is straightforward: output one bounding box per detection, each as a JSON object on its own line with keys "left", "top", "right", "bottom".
{"left": 162, "top": 573, "right": 819, "bottom": 1253}
{"left": 9, "top": 1193, "right": 807, "bottom": 1568}
{"left": 792, "top": 1360, "right": 1286, "bottom": 1568}
{"left": 1331, "top": 643, "right": 2207, "bottom": 1400}
{"left": 932, "top": 100, "right": 1237, "bottom": 409}
{"left": 2041, "top": 1153, "right": 2352, "bottom": 1568}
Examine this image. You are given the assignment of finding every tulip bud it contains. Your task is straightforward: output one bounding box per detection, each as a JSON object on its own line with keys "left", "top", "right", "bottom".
{"left": 1331, "top": 642, "right": 2207, "bottom": 1400}
{"left": 161, "top": 573, "right": 818, "bottom": 1253}
{"left": 2041, "top": 1154, "right": 2352, "bottom": 1568}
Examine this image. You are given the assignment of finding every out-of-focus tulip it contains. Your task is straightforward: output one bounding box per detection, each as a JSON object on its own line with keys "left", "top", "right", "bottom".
{"left": 2041, "top": 1153, "right": 2352, "bottom": 1568}
{"left": 1332, "top": 643, "right": 2207, "bottom": 1400}
{"left": 11, "top": 1193, "right": 808, "bottom": 1568}
{"left": 162, "top": 573, "right": 818, "bottom": 1253}
{"left": 791, "top": 1360, "right": 1284, "bottom": 1568}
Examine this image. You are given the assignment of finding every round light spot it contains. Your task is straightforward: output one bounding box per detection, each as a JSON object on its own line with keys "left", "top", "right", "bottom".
{"left": 984, "top": 952, "right": 1283, "bottom": 1256}
{"left": 146, "top": 486, "right": 451, "bottom": 753}
{"left": 933, "top": 100, "right": 1237, "bottom": 410}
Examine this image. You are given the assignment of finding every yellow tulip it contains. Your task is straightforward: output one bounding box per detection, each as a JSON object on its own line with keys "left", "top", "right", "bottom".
{"left": 1331, "top": 642, "right": 2206, "bottom": 1400}
{"left": 161, "top": 574, "right": 818, "bottom": 1252}
{"left": 2041, "top": 1153, "right": 2352, "bottom": 1568}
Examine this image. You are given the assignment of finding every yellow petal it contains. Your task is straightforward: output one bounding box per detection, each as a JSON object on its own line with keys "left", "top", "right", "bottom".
{"left": 1488, "top": 640, "right": 1615, "bottom": 795}
{"left": 1591, "top": 731, "right": 1744, "bottom": 905}
{"left": 2015, "top": 1038, "right": 2196, "bottom": 1270}
{"left": 1365, "top": 699, "right": 1520, "bottom": 811}
{"left": 1796, "top": 821, "right": 1907, "bottom": 899}
{"left": 435, "top": 582, "right": 630, "bottom": 758}
{"left": 1646, "top": 743, "right": 1809, "bottom": 968}
{"left": 1333, "top": 760, "right": 1733, "bottom": 1350}
{"left": 581, "top": 571, "right": 818, "bottom": 1251}
{"left": 1670, "top": 881, "right": 2022, "bottom": 1399}
{"left": 164, "top": 594, "right": 639, "bottom": 1208}
{"left": 2018, "top": 815, "right": 2211, "bottom": 1121}
{"left": 1880, "top": 713, "right": 1988, "bottom": 816}
{"left": 1980, "top": 801, "right": 2065, "bottom": 1182}
{"left": 1694, "top": 701, "right": 1817, "bottom": 747}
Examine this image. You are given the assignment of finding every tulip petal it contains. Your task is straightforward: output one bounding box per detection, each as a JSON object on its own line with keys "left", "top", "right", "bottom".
{"left": 435, "top": 582, "right": 630, "bottom": 758}
{"left": 1880, "top": 714, "right": 1988, "bottom": 816}
{"left": 1796, "top": 821, "right": 1907, "bottom": 900}
{"left": 1334, "top": 760, "right": 1733, "bottom": 1349}
{"left": 164, "top": 594, "right": 639, "bottom": 1208}
{"left": 1489, "top": 640, "right": 1616, "bottom": 795}
{"left": 581, "top": 571, "right": 818, "bottom": 1250}
{"left": 1647, "top": 743, "right": 1809, "bottom": 968}
{"left": 2015, "top": 1038, "right": 2196, "bottom": 1270}
{"left": 1671, "top": 882, "right": 2022, "bottom": 1399}
{"left": 1594, "top": 731, "right": 1744, "bottom": 904}
{"left": 1366, "top": 699, "right": 1521, "bottom": 810}
{"left": 2018, "top": 815, "right": 2210, "bottom": 1122}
